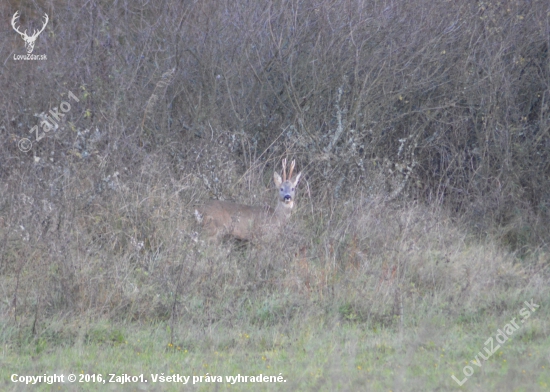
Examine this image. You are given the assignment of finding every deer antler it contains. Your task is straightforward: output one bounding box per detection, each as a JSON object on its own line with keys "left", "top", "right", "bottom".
{"left": 11, "top": 12, "right": 49, "bottom": 39}
{"left": 34, "top": 13, "right": 49, "bottom": 38}
{"left": 282, "top": 158, "right": 287, "bottom": 182}
{"left": 288, "top": 160, "right": 295, "bottom": 180}
{"left": 11, "top": 11, "right": 26, "bottom": 37}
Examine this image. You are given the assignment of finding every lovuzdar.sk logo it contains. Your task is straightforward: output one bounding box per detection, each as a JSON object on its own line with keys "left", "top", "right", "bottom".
{"left": 11, "top": 11, "right": 48, "bottom": 60}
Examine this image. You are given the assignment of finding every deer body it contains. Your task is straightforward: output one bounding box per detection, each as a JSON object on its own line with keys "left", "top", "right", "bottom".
{"left": 195, "top": 159, "right": 301, "bottom": 241}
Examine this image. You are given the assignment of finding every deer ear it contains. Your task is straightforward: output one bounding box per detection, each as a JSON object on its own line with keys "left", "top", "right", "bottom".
{"left": 273, "top": 171, "right": 282, "bottom": 187}
{"left": 293, "top": 172, "right": 302, "bottom": 186}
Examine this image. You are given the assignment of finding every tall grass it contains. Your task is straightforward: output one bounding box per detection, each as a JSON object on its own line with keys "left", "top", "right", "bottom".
{"left": 0, "top": 0, "right": 548, "bottom": 344}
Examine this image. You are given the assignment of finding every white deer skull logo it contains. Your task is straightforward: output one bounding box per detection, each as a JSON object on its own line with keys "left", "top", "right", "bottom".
{"left": 11, "top": 11, "right": 49, "bottom": 54}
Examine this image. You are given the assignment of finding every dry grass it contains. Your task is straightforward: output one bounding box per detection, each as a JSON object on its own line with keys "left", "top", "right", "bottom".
{"left": 1, "top": 153, "right": 545, "bottom": 327}
{"left": 0, "top": 0, "right": 549, "bottom": 389}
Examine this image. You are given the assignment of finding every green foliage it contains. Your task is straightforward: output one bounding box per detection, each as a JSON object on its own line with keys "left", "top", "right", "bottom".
{"left": 85, "top": 326, "right": 126, "bottom": 345}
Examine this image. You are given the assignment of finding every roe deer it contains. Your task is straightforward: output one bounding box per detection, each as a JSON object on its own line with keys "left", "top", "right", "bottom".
{"left": 195, "top": 159, "right": 302, "bottom": 241}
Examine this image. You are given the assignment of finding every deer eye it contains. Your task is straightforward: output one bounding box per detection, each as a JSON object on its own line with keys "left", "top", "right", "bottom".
{"left": 280, "top": 188, "right": 284, "bottom": 191}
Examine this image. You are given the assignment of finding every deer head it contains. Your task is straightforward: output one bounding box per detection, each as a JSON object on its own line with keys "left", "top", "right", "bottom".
{"left": 12, "top": 11, "right": 49, "bottom": 54}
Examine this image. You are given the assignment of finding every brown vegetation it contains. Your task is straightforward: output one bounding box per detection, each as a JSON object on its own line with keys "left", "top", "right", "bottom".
{"left": 0, "top": 0, "right": 548, "bottom": 336}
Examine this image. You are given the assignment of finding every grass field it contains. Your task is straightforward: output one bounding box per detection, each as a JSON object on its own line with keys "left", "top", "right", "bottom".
{"left": 2, "top": 296, "right": 549, "bottom": 391}
{"left": 2, "top": 0, "right": 550, "bottom": 390}
{"left": 2, "top": 189, "right": 549, "bottom": 391}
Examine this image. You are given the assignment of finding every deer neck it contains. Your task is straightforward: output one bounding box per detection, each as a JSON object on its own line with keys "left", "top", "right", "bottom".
{"left": 275, "top": 200, "right": 294, "bottom": 220}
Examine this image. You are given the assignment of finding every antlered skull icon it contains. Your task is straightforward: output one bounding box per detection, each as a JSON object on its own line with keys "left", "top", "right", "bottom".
{"left": 11, "top": 11, "right": 49, "bottom": 54}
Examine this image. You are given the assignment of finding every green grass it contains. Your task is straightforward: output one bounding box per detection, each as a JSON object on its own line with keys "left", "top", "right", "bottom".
{"left": 2, "top": 311, "right": 549, "bottom": 391}
{"left": 2, "top": 192, "right": 548, "bottom": 391}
